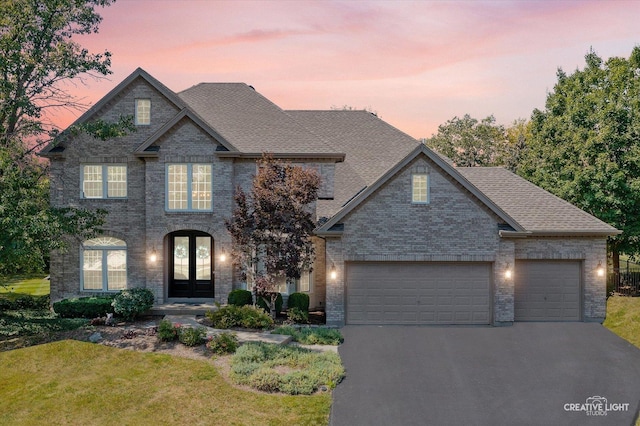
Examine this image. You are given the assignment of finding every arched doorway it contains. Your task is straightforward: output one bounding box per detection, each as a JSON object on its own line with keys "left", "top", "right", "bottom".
{"left": 168, "top": 230, "right": 214, "bottom": 298}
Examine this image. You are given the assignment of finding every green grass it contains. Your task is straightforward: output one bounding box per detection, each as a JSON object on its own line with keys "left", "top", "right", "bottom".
{"left": 603, "top": 295, "right": 640, "bottom": 349}
{"left": 0, "top": 340, "right": 331, "bottom": 425}
{"left": 0, "top": 275, "right": 50, "bottom": 297}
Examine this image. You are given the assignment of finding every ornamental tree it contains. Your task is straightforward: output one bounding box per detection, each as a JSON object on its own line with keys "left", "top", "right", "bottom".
{"left": 226, "top": 154, "right": 321, "bottom": 318}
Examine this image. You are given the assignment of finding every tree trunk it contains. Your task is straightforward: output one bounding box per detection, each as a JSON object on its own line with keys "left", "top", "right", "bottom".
{"left": 270, "top": 293, "right": 277, "bottom": 320}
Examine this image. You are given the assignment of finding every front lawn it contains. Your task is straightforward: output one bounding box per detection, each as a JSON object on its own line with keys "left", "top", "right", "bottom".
{"left": 603, "top": 295, "right": 640, "bottom": 349}
{"left": 0, "top": 340, "right": 331, "bottom": 425}
{"left": 0, "top": 275, "right": 50, "bottom": 297}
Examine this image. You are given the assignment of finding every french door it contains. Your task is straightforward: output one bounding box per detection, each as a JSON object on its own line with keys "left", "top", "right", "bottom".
{"left": 168, "top": 231, "right": 214, "bottom": 298}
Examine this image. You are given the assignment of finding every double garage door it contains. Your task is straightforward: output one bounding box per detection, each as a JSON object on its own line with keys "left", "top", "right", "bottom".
{"left": 346, "top": 262, "right": 491, "bottom": 325}
{"left": 345, "top": 260, "right": 582, "bottom": 325}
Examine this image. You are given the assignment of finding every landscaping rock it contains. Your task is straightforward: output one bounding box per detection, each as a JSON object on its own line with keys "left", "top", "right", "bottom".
{"left": 88, "top": 332, "right": 102, "bottom": 343}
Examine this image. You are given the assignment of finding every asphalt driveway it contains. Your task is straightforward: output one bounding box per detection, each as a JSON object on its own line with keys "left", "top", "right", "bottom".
{"left": 331, "top": 323, "right": 640, "bottom": 426}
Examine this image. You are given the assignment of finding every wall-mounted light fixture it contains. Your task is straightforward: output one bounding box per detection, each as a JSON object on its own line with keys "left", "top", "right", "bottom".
{"left": 219, "top": 248, "right": 227, "bottom": 263}
{"left": 149, "top": 247, "right": 158, "bottom": 263}
{"left": 504, "top": 263, "right": 512, "bottom": 279}
{"left": 596, "top": 261, "right": 605, "bottom": 277}
{"left": 330, "top": 263, "right": 337, "bottom": 280}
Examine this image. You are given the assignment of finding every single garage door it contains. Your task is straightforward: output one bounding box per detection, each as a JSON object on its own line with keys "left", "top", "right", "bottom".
{"left": 514, "top": 260, "right": 581, "bottom": 321}
{"left": 346, "top": 262, "right": 491, "bottom": 325}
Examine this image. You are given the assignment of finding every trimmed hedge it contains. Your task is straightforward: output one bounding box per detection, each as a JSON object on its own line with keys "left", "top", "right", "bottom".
{"left": 0, "top": 294, "right": 50, "bottom": 312}
{"left": 257, "top": 292, "right": 283, "bottom": 314}
{"left": 287, "top": 292, "right": 309, "bottom": 312}
{"left": 53, "top": 296, "right": 115, "bottom": 318}
{"left": 228, "top": 289, "right": 253, "bottom": 307}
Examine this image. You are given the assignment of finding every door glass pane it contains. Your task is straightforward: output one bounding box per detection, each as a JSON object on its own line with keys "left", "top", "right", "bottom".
{"left": 173, "top": 236, "right": 190, "bottom": 280}
{"left": 195, "top": 236, "right": 211, "bottom": 280}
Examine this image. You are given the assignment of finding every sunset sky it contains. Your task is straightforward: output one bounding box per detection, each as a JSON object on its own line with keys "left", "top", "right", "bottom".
{"left": 60, "top": 0, "right": 640, "bottom": 139}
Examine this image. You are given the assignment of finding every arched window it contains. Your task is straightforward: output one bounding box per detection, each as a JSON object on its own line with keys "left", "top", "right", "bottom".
{"left": 81, "top": 237, "right": 127, "bottom": 291}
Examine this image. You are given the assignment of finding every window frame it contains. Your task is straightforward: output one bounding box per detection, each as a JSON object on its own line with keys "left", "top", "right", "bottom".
{"left": 135, "top": 99, "right": 151, "bottom": 125}
{"left": 80, "top": 164, "right": 128, "bottom": 199}
{"left": 411, "top": 173, "right": 429, "bottom": 204}
{"left": 165, "top": 163, "right": 213, "bottom": 212}
{"left": 80, "top": 237, "right": 127, "bottom": 292}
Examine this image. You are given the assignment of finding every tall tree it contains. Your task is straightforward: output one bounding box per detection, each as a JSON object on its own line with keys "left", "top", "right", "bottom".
{"left": 519, "top": 47, "right": 640, "bottom": 267}
{"left": 0, "top": 0, "right": 117, "bottom": 277}
{"left": 424, "top": 114, "right": 507, "bottom": 167}
{"left": 226, "top": 155, "right": 321, "bottom": 317}
{"left": 502, "top": 118, "right": 531, "bottom": 172}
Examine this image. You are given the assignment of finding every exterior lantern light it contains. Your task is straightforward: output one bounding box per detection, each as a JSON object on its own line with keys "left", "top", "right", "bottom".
{"left": 596, "top": 261, "right": 605, "bottom": 277}
{"left": 149, "top": 247, "right": 158, "bottom": 263}
{"left": 330, "top": 263, "right": 337, "bottom": 280}
{"left": 219, "top": 248, "right": 227, "bottom": 263}
{"left": 504, "top": 263, "right": 512, "bottom": 280}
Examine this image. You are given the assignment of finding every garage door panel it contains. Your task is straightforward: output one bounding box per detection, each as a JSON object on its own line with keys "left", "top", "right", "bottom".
{"left": 346, "top": 262, "right": 491, "bottom": 325}
{"left": 515, "top": 261, "right": 580, "bottom": 321}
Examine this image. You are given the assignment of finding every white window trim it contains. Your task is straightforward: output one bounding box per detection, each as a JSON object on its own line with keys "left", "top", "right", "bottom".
{"left": 80, "top": 238, "right": 127, "bottom": 292}
{"left": 135, "top": 99, "right": 151, "bottom": 125}
{"left": 165, "top": 163, "right": 213, "bottom": 212}
{"left": 80, "top": 164, "right": 128, "bottom": 199}
{"left": 411, "top": 173, "right": 429, "bottom": 204}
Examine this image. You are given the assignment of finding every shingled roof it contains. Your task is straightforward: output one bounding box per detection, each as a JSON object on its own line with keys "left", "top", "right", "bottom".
{"left": 457, "top": 167, "right": 620, "bottom": 235}
{"left": 287, "top": 110, "right": 418, "bottom": 218}
{"left": 178, "top": 83, "right": 338, "bottom": 156}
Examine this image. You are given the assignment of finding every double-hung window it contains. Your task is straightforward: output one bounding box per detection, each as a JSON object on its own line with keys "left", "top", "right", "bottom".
{"left": 81, "top": 237, "right": 127, "bottom": 291}
{"left": 167, "top": 164, "right": 212, "bottom": 211}
{"left": 82, "top": 165, "right": 127, "bottom": 198}
{"left": 412, "top": 173, "right": 429, "bottom": 204}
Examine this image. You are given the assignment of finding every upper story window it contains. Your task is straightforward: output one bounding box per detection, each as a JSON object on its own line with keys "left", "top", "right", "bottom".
{"left": 82, "top": 165, "right": 127, "bottom": 199}
{"left": 81, "top": 237, "right": 127, "bottom": 292}
{"left": 167, "top": 163, "right": 212, "bottom": 211}
{"left": 135, "top": 99, "right": 151, "bottom": 125}
{"left": 412, "top": 173, "right": 429, "bottom": 204}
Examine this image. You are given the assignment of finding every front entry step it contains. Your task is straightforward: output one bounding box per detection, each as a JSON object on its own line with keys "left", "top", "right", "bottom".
{"left": 148, "top": 303, "right": 217, "bottom": 316}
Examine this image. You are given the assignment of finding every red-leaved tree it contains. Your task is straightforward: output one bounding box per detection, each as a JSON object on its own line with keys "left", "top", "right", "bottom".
{"left": 226, "top": 154, "right": 321, "bottom": 317}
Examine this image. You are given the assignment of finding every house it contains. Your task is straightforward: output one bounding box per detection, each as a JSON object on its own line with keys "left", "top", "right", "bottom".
{"left": 40, "top": 68, "right": 620, "bottom": 326}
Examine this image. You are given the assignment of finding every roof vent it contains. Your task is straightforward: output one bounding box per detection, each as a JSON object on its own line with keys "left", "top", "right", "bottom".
{"left": 248, "top": 85, "right": 255, "bottom": 91}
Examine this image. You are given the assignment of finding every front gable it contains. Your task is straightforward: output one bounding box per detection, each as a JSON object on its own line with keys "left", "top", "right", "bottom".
{"left": 40, "top": 68, "right": 185, "bottom": 157}
{"left": 336, "top": 152, "right": 506, "bottom": 260}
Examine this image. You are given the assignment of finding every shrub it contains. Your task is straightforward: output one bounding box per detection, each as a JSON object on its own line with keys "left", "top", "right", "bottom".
{"left": 53, "top": 296, "right": 115, "bottom": 318}
{"left": 227, "top": 289, "right": 253, "bottom": 307}
{"left": 287, "top": 292, "right": 309, "bottom": 312}
{"left": 178, "top": 326, "right": 207, "bottom": 347}
{"left": 14, "top": 295, "right": 37, "bottom": 309}
{"left": 0, "top": 297, "right": 12, "bottom": 312}
{"left": 157, "top": 319, "right": 179, "bottom": 342}
{"left": 207, "top": 332, "right": 239, "bottom": 355}
{"left": 256, "top": 292, "right": 283, "bottom": 314}
{"left": 230, "top": 342, "right": 345, "bottom": 395}
{"left": 111, "top": 288, "right": 155, "bottom": 321}
{"left": 206, "top": 304, "right": 274, "bottom": 329}
{"left": 287, "top": 307, "right": 309, "bottom": 324}
{"left": 271, "top": 326, "right": 343, "bottom": 346}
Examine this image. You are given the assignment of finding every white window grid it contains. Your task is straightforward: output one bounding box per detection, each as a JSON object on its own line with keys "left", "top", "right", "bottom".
{"left": 412, "top": 174, "right": 429, "bottom": 203}
{"left": 82, "top": 165, "right": 127, "bottom": 199}
{"left": 166, "top": 164, "right": 212, "bottom": 211}
{"left": 81, "top": 237, "right": 127, "bottom": 292}
{"left": 135, "top": 99, "right": 151, "bottom": 125}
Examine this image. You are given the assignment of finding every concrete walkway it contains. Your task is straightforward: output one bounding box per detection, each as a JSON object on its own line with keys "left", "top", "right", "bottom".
{"left": 164, "top": 315, "right": 292, "bottom": 345}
